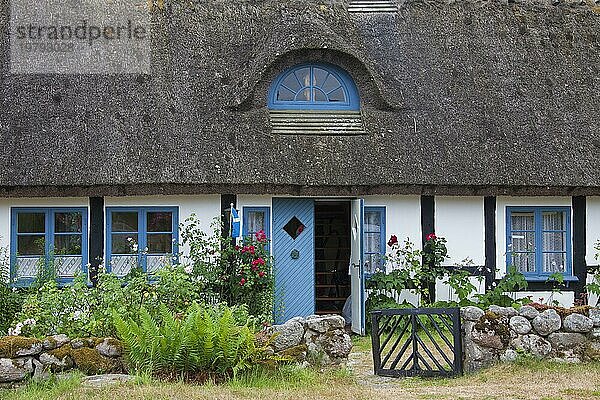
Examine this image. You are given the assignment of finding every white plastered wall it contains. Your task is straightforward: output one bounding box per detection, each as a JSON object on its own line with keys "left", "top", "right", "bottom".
{"left": 104, "top": 195, "right": 221, "bottom": 262}
{"left": 435, "top": 196, "right": 485, "bottom": 267}
{"left": 495, "top": 196, "right": 572, "bottom": 280}
{"left": 586, "top": 197, "right": 600, "bottom": 307}
{"left": 586, "top": 196, "right": 600, "bottom": 266}
{"left": 434, "top": 196, "right": 486, "bottom": 302}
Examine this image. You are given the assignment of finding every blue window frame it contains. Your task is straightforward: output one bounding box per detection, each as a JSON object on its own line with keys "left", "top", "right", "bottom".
{"left": 242, "top": 207, "right": 270, "bottom": 251}
{"left": 506, "top": 206, "right": 575, "bottom": 281}
{"left": 106, "top": 207, "right": 178, "bottom": 276}
{"left": 268, "top": 63, "right": 360, "bottom": 111}
{"left": 10, "top": 207, "right": 88, "bottom": 286}
{"left": 363, "top": 207, "right": 386, "bottom": 275}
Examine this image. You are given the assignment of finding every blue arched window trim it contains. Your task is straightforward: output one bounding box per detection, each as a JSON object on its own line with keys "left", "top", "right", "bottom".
{"left": 268, "top": 63, "right": 360, "bottom": 111}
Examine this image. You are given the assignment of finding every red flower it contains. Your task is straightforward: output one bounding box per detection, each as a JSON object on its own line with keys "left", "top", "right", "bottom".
{"left": 387, "top": 235, "right": 398, "bottom": 247}
{"left": 252, "top": 258, "right": 265, "bottom": 267}
{"left": 239, "top": 278, "right": 246, "bottom": 286}
{"left": 255, "top": 230, "right": 267, "bottom": 243}
{"left": 426, "top": 233, "right": 437, "bottom": 241}
{"left": 251, "top": 265, "right": 258, "bottom": 271}
{"left": 242, "top": 245, "right": 256, "bottom": 255}
{"left": 235, "top": 245, "right": 240, "bottom": 250}
{"left": 258, "top": 271, "right": 265, "bottom": 278}
{"left": 296, "top": 225, "right": 304, "bottom": 235}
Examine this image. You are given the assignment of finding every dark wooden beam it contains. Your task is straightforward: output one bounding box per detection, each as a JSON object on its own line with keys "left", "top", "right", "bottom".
{"left": 88, "top": 197, "right": 104, "bottom": 285}
{"left": 421, "top": 195, "right": 435, "bottom": 303}
{"left": 572, "top": 196, "right": 587, "bottom": 303}
{"left": 484, "top": 196, "right": 497, "bottom": 291}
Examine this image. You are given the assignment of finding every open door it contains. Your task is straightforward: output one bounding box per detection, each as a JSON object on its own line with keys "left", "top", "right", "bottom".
{"left": 350, "top": 198, "right": 365, "bottom": 335}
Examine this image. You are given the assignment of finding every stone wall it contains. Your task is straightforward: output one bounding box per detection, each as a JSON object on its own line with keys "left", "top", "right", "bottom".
{"left": 462, "top": 305, "right": 600, "bottom": 372}
{"left": 268, "top": 314, "right": 352, "bottom": 365}
{"left": 0, "top": 335, "right": 124, "bottom": 383}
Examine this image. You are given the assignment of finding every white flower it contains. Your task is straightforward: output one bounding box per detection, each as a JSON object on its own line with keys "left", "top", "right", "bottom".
{"left": 23, "top": 319, "right": 36, "bottom": 326}
{"left": 9, "top": 322, "right": 24, "bottom": 336}
{"left": 184, "top": 265, "right": 193, "bottom": 274}
{"left": 132, "top": 244, "right": 138, "bottom": 252}
{"left": 73, "top": 311, "right": 83, "bottom": 320}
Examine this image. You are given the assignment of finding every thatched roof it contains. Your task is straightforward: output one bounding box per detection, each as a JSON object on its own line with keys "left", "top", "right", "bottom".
{"left": 1, "top": 0, "right": 599, "bottom": 197}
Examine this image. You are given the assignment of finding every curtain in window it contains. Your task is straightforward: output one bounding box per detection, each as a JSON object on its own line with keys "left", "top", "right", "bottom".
{"left": 364, "top": 210, "right": 382, "bottom": 274}
{"left": 510, "top": 212, "right": 535, "bottom": 273}
{"left": 542, "top": 211, "right": 566, "bottom": 273}
{"left": 246, "top": 211, "right": 265, "bottom": 239}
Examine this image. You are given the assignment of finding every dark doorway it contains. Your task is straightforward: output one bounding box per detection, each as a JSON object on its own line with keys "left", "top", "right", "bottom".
{"left": 314, "top": 201, "right": 351, "bottom": 315}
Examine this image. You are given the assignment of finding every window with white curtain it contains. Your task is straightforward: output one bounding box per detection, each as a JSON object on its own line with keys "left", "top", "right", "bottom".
{"left": 506, "top": 207, "right": 572, "bottom": 279}
{"left": 363, "top": 207, "right": 386, "bottom": 275}
{"left": 242, "top": 207, "right": 270, "bottom": 249}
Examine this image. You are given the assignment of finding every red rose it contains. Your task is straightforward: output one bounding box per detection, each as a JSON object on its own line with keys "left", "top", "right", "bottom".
{"left": 426, "top": 233, "right": 437, "bottom": 241}
{"left": 252, "top": 258, "right": 265, "bottom": 267}
{"left": 258, "top": 271, "right": 265, "bottom": 278}
{"left": 239, "top": 278, "right": 246, "bottom": 286}
{"left": 255, "top": 230, "right": 267, "bottom": 243}
{"left": 387, "top": 235, "right": 398, "bottom": 247}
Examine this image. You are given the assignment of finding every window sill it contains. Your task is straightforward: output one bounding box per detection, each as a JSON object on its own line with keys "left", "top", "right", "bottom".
{"left": 523, "top": 275, "right": 579, "bottom": 283}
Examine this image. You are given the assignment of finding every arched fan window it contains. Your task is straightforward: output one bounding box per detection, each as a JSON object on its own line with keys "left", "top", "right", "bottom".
{"left": 268, "top": 63, "right": 364, "bottom": 135}
{"left": 268, "top": 63, "right": 360, "bottom": 111}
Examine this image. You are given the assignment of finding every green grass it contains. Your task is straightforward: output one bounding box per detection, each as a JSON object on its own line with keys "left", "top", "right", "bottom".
{"left": 1, "top": 372, "right": 84, "bottom": 400}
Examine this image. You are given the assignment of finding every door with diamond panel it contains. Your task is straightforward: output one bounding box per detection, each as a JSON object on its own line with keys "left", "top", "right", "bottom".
{"left": 272, "top": 198, "right": 315, "bottom": 324}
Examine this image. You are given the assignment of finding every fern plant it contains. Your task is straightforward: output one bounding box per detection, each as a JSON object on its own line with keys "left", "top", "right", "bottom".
{"left": 113, "top": 303, "right": 278, "bottom": 379}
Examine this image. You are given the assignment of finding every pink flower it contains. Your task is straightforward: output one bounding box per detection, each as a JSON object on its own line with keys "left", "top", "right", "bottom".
{"left": 255, "top": 230, "right": 267, "bottom": 243}
{"left": 242, "top": 245, "right": 255, "bottom": 255}
{"left": 258, "top": 271, "right": 265, "bottom": 278}
{"left": 252, "top": 258, "right": 265, "bottom": 267}
{"left": 240, "top": 278, "right": 246, "bottom": 286}
{"left": 387, "top": 235, "right": 398, "bottom": 247}
{"left": 426, "top": 233, "right": 437, "bottom": 241}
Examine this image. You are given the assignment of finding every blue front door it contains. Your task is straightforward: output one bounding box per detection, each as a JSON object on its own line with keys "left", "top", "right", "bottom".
{"left": 272, "top": 198, "right": 315, "bottom": 323}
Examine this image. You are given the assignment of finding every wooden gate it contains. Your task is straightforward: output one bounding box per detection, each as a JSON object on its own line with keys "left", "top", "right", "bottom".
{"left": 371, "top": 308, "right": 463, "bottom": 377}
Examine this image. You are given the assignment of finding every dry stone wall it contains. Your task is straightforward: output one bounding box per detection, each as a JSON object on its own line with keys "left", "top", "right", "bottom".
{"left": 0, "top": 335, "right": 124, "bottom": 383}
{"left": 462, "top": 305, "right": 600, "bottom": 372}
{"left": 268, "top": 314, "right": 352, "bottom": 365}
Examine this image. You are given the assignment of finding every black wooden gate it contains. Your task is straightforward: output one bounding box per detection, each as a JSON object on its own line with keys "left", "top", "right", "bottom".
{"left": 371, "top": 308, "right": 462, "bottom": 377}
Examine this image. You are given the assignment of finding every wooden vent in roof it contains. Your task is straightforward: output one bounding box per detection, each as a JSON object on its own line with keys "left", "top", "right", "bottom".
{"left": 348, "top": 0, "right": 398, "bottom": 12}
{"left": 269, "top": 110, "right": 365, "bottom": 136}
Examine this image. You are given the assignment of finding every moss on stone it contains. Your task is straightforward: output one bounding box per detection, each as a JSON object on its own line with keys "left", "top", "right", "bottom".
{"left": 474, "top": 311, "right": 511, "bottom": 347}
{"left": 102, "top": 337, "right": 124, "bottom": 353}
{"left": 47, "top": 344, "right": 72, "bottom": 361}
{"left": 0, "top": 336, "right": 41, "bottom": 358}
{"left": 70, "top": 347, "right": 124, "bottom": 375}
{"left": 279, "top": 344, "right": 307, "bottom": 360}
{"left": 529, "top": 303, "right": 592, "bottom": 318}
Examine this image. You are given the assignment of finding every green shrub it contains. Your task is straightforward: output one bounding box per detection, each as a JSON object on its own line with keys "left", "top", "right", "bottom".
{"left": 0, "top": 243, "right": 26, "bottom": 335}
{"left": 181, "top": 215, "right": 275, "bottom": 324}
{"left": 114, "top": 303, "right": 277, "bottom": 379}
